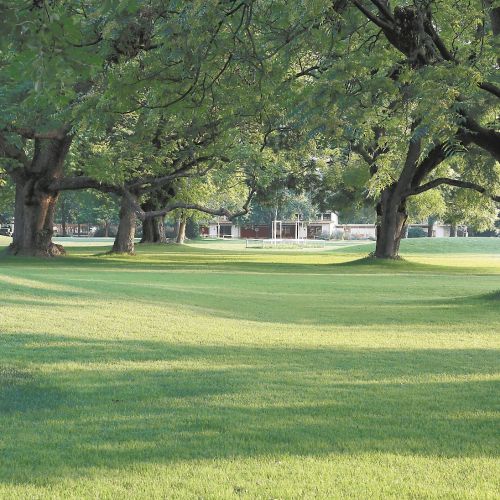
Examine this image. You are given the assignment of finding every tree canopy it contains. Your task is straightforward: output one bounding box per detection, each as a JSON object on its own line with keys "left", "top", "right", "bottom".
{"left": 0, "top": 0, "right": 498, "bottom": 257}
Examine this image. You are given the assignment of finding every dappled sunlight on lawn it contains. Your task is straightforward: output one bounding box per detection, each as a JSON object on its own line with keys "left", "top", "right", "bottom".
{"left": 0, "top": 238, "right": 499, "bottom": 497}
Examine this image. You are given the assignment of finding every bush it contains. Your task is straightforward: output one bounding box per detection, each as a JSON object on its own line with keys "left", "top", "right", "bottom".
{"left": 186, "top": 218, "right": 200, "bottom": 239}
{"left": 165, "top": 225, "right": 177, "bottom": 239}
{"left": 330, "top": 229, "right": 345, "bottom": 240}
{"left": 407, "top": 227, "right": 427, "bottom": 238}
{"left": 94, "top": 226, "right": 118, "bottom": 237}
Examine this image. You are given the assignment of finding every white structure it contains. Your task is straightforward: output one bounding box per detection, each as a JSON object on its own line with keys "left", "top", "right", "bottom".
{"left": 231, "top": 224, "right": 241, "bottom": 238}
{"left": 335, "top": 224, "right": 377, "bottom": 240}
{"left": 306, "top": 212, "right": 339, "bottom": 239}
{"left": 207, "top": 218, "right": 240, "bottom": 238}
{"left": 202, "top": 213, "right": 467, "bottom": 240}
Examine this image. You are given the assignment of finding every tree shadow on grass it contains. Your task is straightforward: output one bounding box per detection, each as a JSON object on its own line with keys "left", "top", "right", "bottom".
{"left": 1, "top": 248, "right": 498, "bottom": 285}
{"left": 0, "top": 366, "right": 67, "bottom": 414}
{"left": 0, "top": 333, "right": 499, "bottom": 485}
{"left": 476, "top": 290, "right": 500, "bottom": 301}
{"left": 1, "top": 269, "right": 499, "bottom": 327}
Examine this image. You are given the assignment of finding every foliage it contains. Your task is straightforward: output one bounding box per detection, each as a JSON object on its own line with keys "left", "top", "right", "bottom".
{"left": 407, "top": 227, "right": 428, "bottom": 238}
{"left": 0, "top": 173, "right": 14, "bottom": 217}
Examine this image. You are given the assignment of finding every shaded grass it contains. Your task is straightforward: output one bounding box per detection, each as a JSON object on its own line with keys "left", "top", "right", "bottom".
{"left": 0, "top": 237, "right": 499, "bottom": 498}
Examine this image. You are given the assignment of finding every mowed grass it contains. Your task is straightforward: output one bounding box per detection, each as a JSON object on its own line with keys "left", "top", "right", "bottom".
{"left": 0, "top": 236, "right": 499, "bottom": 499}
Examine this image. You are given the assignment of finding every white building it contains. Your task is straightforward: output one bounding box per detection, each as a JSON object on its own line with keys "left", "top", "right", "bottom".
{"left": 201, "top": 213, "right": 467, "bottom": 240}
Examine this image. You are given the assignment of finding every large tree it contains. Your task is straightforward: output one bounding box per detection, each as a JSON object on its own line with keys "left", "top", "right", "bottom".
{"left": 234, "top": 0, "right": 499, "bottom": 257}
{"left": 0, "top": 0, "right": 251, "bottom": 256}
{"left": 328, "top": 0, "right": 500, "bottom": 257}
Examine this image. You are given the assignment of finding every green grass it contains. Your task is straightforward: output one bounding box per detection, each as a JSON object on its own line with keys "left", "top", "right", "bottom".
{"left": 0, "top": 236, "right": 499, "bottom": 499}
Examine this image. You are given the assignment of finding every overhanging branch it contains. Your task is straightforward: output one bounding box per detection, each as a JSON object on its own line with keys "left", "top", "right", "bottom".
{"left": 132, "top": 186, "right": 256, "bottom": 221}
{"left": 478, "top": 81, "right": 500, "bottom": 99}
{"left": 0, "top": 134, "right": 30, "bottom": 169}
{"left": 410, "top": 177, "right": 500, "bottom": 202}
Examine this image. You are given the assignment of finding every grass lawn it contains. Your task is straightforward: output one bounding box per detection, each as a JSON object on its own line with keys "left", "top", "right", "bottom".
{"left": 0, "top": 236, "right": 499, "bottom": 499}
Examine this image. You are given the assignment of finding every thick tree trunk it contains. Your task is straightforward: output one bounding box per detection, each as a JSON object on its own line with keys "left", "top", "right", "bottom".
{"left": 111, "top": 194, "right": 137, "bottom": 254}
{"left": 156, "top": 217, "right": 166, "bottom": 242}
{"left": 8, "top": 136, "right": 71, "bottom": 257}
{"left": 374, "top": 186, "right": 408, "bottom": 259}
{"left": 450, "top": 224, "right": 457, "bottom": 237}
{"left": 140, "top": 215, "right": 166, "bottom": 243}
{"left": 140, "top": 198, "right": 168, "bottom": 244}
{"left": 176, "top": 216, "right": 187, "bottom": 244}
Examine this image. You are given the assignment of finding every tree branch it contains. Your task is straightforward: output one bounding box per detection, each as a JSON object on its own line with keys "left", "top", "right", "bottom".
{"left": 368, "top": 0, "right": 394, "bottom": 22}
{"left": 126, "top": 155, "right": 228, "bottom": 191}
{"left": 410, "top": 143, "right": 447, "bottom": 189}
{"left": 460, "top": 114, "right": 500, "bottom": 162}
{"left": 0, "top": 134, "right": 30, "bottom": 169}
{"left": 49, "top": 176, "right": 119, "bottom": 194}
{"left": 410, "top": 177, "right": 500, "bottom": 202}
{"left": 133, "top": 186, "right": 256, "bottom": 221}
{"left": 351, "top": 0, "right": 394, "bottom": 31}
{"left": 4, "top": 125, "right": 71, "bottom": 140}
{"left": 479, "top": 81, "right": 500, "bottom": 99}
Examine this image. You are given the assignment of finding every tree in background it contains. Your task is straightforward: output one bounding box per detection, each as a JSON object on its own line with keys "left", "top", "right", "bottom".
{"left": 0, "top": 172, "right": 14, "bottom": 221}
{"left": 56, "top": 190, "right": 119, "bottom": 237}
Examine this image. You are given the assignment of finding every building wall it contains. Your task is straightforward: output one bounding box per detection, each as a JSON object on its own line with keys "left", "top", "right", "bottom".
{"left": 208, "top": 224, "right": 218, "bottom": 237}
{"left": 435, "top": 225, "right": 451, "bottom": 238}
{"left": 203, "top": 220, "right": 466, "bottom": 240}
{"left": 307, "top": 223, "right": 333, "bottom": 238}
{"left": 231, "top": 225, "right": 240, "bottom": 238}
{"left": 241, "top": 225, "right": 271, "bottom": 239}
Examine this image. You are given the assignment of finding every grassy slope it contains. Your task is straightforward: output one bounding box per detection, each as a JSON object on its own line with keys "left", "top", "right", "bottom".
{"left": 0, "top": 237, "right": 499, "bottom": 499}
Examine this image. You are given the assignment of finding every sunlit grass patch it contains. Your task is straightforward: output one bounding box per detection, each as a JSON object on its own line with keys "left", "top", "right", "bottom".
{"left": 0, "top": 237, "right": 499, "bottom": 498}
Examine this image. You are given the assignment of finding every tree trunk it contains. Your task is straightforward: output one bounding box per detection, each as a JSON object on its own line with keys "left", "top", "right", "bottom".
{"left": 156, "top": 216, "right": 166, "bottom": 242}
{"left": 8, "top": 136, "right": 71, "bottom": 257}
{"left": 104, "top": 222, "right": 110, "bottom": 238}
{"left": 140, "top": 215, "right": 167, "bottom": 243}
{"left": 111, "top": 194, "right": 137, "bottom": 254}
{"left": 176, "top": 216, "right": 187, "bottom": 244}
{"left": 374, "top": 186, "right": 408, "bottom": 259}
{"left": 140, "top": 198, "right": 167, "bottom": 244}
{"left": 61, "top": 198, "right": 68, "bottom": 237}
{"left": 450, "top": 224, "right": 457, "bottom": 237}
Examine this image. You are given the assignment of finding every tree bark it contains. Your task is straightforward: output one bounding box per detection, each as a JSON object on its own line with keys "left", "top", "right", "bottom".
{"left": 61, "top": 197, "right": 68, "bottom": 237}
{"left": 374, "top": 185, "right": 408, "bottom": 259}
{"left": 111, "top": 194, "right": 137, "bottom": 254}
{"left": 176, "top": 216, "right": 187, "bottom": 244}
{"left": 140, "top": 215, "right": 167, "bottom": 243}
{"left": 8, "top": 136, "right": 71, "bottom": 257}
{"left": 139, "top": 194, "right": 170, "bottom": 244}
{"left": 450, "top": 224, "right": 457, "bottom": 237}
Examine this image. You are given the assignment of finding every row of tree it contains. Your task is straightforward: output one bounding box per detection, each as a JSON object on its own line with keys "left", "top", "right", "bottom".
{"left": 0, "top": 0, "right": 498, "bottom": 258}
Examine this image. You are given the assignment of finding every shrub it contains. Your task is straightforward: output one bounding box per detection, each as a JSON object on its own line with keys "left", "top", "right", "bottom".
{"left": 407, "top": 227, "right": 427, "bottom": 238}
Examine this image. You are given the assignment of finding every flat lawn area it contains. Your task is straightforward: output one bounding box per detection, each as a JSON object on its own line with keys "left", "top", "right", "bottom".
{"left": 0, "top": 237, "right": 499, "bottom": 499}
